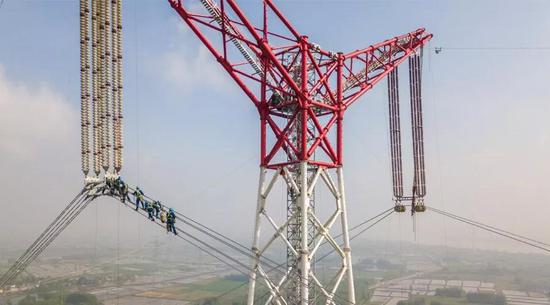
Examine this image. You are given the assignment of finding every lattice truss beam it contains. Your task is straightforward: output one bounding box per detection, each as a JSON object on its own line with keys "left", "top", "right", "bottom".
{"left": 169, "top": 0, "right": 432, "bottom": 169}
{"left": 247, "top": 165, "right": 354, "bottom": 305}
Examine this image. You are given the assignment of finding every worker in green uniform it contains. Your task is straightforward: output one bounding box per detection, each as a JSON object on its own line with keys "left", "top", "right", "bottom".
{"left": 146, "top": 201, "right": 155, "bottom": 221}
{"left": 152, "top": 200, "right": 161, "bottom": 218}
{"left": 115, "top": 177, "right": 129, "bottom": 203}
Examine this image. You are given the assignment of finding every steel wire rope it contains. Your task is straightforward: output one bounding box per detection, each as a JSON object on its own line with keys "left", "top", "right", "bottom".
{"left": 35, "top": 241, "right": 156, "bottom": 286}
{"left": 314, "top": 210, "right": 395, "bottom": 265}
{"left": 430, "top": 207, "right": 550, "bottom": 248}
{"left": 177, "top": 213, "right": 285, "bottom": 276}
{"left": 118, "top": 200, "right": 291, "bottom": 299}
{"left": 322, "top": 207, "right": 395, "bottom": 247}
{"left": 0, "top": 189, "right": 88, "bottom": 288}
{"left": 215, "top": 206, "right": 397, "bottom": 300}
{"left": 126, "top": 186, "right": 285, "bottom": 274}
{"left": 121, "top": 202, "right": 250, "bottom": 275}
{"left": 116, "top": 192, "right": 394, "bottom": 303}
{"left": 300, "top": 210, "right": 396, "bottom": 305}
{"left": 3, "top": 195, "right": 97, "bottom": 286}
{"left": 1, "top": 193, "right": 96, "bottom": 288}
{"left": 0, "top": 189, "right": 85, "bottom": 277}
{"left": 115, "top": 187, "right": 397, "bottom": 304}
{"left": 428, "top": 207, "right": 550, "bottom": 253}
{"left": 174, "top": 214, "right": 286, "bottom": 275}
{"left": 139, "top": 191, "right": 396, "bottom": 284}
{"left": 172, "top": 210, "right": 285, "bottom": 271}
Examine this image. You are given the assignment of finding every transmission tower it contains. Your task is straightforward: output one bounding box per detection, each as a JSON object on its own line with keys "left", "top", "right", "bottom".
{"left": 169, "top": 1, "right": 432, "bottom": 304}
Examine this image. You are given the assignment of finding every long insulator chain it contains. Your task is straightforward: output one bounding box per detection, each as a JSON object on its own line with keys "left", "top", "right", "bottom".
{"left": 387, "top": 68, "right": 403, "bottom": 202}
{"left": 82, "top": 0, "right": 123, "bottom": 178}
{"left": 409, "top": 50, "right": 426, "bottom": 198}
{"left": 92, "top": 0, "right": 101, "bottom": 176}
{"left": 113, "top": 0, "right": 123, "bottom": 173}
{"left": 80, "top": 0, "right": 91, "bottom": 175}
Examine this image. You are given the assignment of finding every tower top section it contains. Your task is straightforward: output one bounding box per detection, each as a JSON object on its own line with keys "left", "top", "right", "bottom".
{"left": 170, "top": 0, "right": 432, "bottom": 168}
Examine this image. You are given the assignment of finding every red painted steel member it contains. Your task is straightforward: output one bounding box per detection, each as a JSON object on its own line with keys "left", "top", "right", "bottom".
{"left": 168, "top": 0, "right": 432, "bottom": 170}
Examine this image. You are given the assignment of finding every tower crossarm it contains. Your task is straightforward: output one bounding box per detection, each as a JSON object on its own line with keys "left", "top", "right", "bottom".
{"left": 168, "top": 0, "right": 309, "bottom": 110}
{"left": 337, "top": 28, "right": 432, "bottom": 108}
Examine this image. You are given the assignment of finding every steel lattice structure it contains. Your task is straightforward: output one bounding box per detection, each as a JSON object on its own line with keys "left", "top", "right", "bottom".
{"left": 168, "top": 1, "right": 432, "bottom": 304}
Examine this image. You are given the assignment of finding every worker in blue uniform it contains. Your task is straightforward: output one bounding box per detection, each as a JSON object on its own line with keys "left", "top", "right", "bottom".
{"left": 166, "top": 208, "right": 177, "bottom": 235}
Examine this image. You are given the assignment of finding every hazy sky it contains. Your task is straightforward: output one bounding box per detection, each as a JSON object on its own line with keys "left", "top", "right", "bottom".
{"left": 1, "top": 0, "right": 550, "bottom": 258}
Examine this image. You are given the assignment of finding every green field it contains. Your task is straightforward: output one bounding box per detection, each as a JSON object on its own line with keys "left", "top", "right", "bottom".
{"left": 138, "top": 277, "right": 249, "bottom": 304}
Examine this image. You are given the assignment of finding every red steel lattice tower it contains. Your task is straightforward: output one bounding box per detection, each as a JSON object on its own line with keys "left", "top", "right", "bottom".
{"left": 169, "top": 1, "right": 432, "bottom": 304}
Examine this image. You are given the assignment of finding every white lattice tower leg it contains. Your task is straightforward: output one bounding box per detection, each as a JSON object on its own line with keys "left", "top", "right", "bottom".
{"left": 247, "top": 165, "right": 355, "bottom": 305}
{"left": 337, "top": 167, "right": 356, "bottom": 304}
{"left": 299, "top": 161, "right": 310, "bottom": 305}
{"left": 247, "top": 167, "right": 267, "bottom": 305}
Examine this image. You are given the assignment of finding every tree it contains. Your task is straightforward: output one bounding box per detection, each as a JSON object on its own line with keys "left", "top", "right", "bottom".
{"left": 435, "top": 287, "right": 465, "bottom": 298}
{"left": 398, "top": 297, "right": 426, "bottom": 305}
{"left": 466, "top": 292, "right": 507, "bottom": 305}
{"left": 65, "top": 292, "right": 101, "bottom": 305}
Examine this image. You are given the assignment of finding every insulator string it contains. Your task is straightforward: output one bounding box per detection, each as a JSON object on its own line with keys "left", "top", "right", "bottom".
{"left": 82, "top": 0, "right": 123, "bottom": 179}
{"left": 80, "top": 0, "right": 90, "bottom": 175}
{"left": 388, "top": 68, "right": 403, "bottom": 201}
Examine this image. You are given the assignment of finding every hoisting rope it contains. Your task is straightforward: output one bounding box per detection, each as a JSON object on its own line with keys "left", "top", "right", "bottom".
{"left": 81, "top": 0, "right": 123, "bottom": 179}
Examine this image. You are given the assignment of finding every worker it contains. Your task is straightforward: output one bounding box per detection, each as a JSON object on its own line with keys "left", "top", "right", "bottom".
{"left": 146, "top": 201, "right": 155, "bottom": 221}
{"left": 115, "top": 177, "right": 129, "bottom": 203}
{"left": 133, "top": 187, "right": 145, "bottom": 211}
{"left": 104, "top": 177, "right": 114, "bottom": 195}
{"left": 166, "top": 208, "right": 177, "bottom": 235}
{"left": 120, "top": 182, "right": 129, "bottom": 203}
{"left": 152, "top": 200, "right": 161, "bottom": 218}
